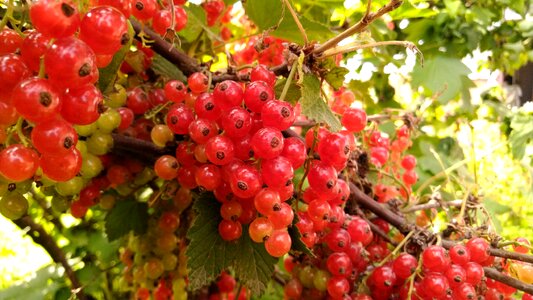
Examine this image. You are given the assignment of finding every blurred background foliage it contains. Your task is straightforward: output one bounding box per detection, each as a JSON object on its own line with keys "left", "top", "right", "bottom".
{"left": 1, "top": 0, "right": 533, "bottom": 298}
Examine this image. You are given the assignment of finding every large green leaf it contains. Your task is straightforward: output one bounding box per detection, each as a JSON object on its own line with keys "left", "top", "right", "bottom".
{"left": 411, "top": 56, "right": 472, "bottom": 102}
{"left": 300, "top": 74, "right": 341, "bottom": 131}
{"left": 105, "top": 199, "right": 148, "bottom": 241}
{"left": 244, "top": 0, "right": 333, "bottom": 44}
{"left": 97, "top": 21, "right": 134, "bottom": 93}
{"left": 186, "top": 193, "right": 277, "bottom": 295}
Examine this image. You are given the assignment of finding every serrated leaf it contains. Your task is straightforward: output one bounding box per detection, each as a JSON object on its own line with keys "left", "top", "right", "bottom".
{"left": 411, "top": 56, "right": 472, "bottom": 102}
{"left": 151, "top": 54, "right": 186, "bottom": 81}
{"left": 186, "top": 193, "right": 277, "bottom": 295}
{"left": 97, "top": 21, "right": 134, "bottom": 93}
{"left": 323, "top": 66, "right": 348, "bottom": 90}
{"left": 274, "top": 78, "right": 301, "bottom": 104}
{"left": 299, "top": 75, "right": 341, "bottom": 131}
{"left": 244, "top": 0, "right": 334, "bottom": 44}
{"left": 288, "top": 214, "right": 314, "bottom": 257}
{"left": 105, "top": 199, "right": 148, "bottom": 241}
{"left": 179, "top": 5, "right": 206, "bottom": 43}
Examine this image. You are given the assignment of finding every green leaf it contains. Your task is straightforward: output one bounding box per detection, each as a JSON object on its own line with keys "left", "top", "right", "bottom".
{"left": 179, "top": 5, "right": 207, "bottom": 43}
{"left": 105, "top": 199, "right": 148, "bottom": 241}
{"left": 151, "top": 54, "right": 187, "bottom": 82}
{"left": 300, "top": 74, "right": 341, "bottom": 131}
{"left": 186, "top": 193, "right": 277, "bottom": 295}
{"left": 323, "top": 66, "right": 348, "bottom": 90}
{"left": 274, "top": 78, "right": 301, "bottom": 104}
{"left": 244, "top": 0, "right": 333, "bottom": 44}
{"left": 97, "top": 21, "right": 134, "bottom": 93}
{"left": 411, "top": 56, "right": 472, "bottom": 102}
{"left": 275, "top": 16, "right": 334, "bottom": 45}
{"left": 244, "top": 0, "right": 282, "bottom": 30}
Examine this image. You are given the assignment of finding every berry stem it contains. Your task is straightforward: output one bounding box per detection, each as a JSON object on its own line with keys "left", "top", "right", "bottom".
{"left": 321, "top": 40, "right": 423, "bottom": 64}
{"left": 0, "top": 0, "right": 14, "bottom": 32}
{"left": 406, "top": 256, "right": 424, "bottom": 300}
{"left": 280, "top": 60, "right": 298, "bottom": 102}
{"left": 376, "top": 230, "right": 415, "bottom": 267}
{"left": 14, "top": 117, "right": 30, "bottom": 147}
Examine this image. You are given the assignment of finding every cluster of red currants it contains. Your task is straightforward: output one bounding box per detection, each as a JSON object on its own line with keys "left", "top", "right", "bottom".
{"left": 150, "top": 65, "right": 305, "bottom": 258}
{"left": 0, "top": 1, "right": 131, "bottom": 202}
{"left": 365, "top": 237, "right": 524, "bottom": 300}
{"left": 368, "top": 125, "right": 418, "bottom": 203}
{"left": 283, "top": 213, "right": 384, "bottom": 299}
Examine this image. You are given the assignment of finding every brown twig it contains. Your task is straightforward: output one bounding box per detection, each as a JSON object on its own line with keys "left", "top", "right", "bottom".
{"left": 111, "top": 133, "right": 175, "bottom": 163}
{"left": 291, "top": 114, "right": 396, "bottom": 127}
{"left": 321, "top": 40, "right": 422, "bottom": 61}
{"left": 130, "top": 18, "right": 201, "bottom": 76}
{"left": 483, "top": 267, "right": 533, "bottom": 294}
{"left": 130, "top": 19, "right": 289, "bottom": 83}
{"left": 402, "top": 199, "right": 463, "bottom": 213}
{"left": 313, "top": 0, "right": 404, "bottom": 54}
{"left": 13, "top": 216, "right": 86, "bottom": 300}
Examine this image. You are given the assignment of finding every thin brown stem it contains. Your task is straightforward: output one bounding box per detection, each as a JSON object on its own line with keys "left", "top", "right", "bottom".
{"left": 13, "top": 216, "right": 86, "bottom": 300}
{"left": 483, "top": 267, "right": 533, "bottom": 295}
{"left": 282, "top": 0, "right": 309, "bottom": 45}
{"left": 402, "top": 199, "right": 463, "bottom": 213}
{"left": 313, "top": 0, "right": 404, "bottom": 54}
{"left": 322, "top": 40, "right": 422, "bottom": 63}
{"left": 130, "top": 18, "right": 201, "bottom": 76}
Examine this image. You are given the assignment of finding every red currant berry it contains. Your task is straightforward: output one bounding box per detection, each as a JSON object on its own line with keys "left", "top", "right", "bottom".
{"left": 205, "top": 135, "right": 235, "bottom": 165}
{"left": 62, "top": 84, "right": 104, "bottom": 125}
{"left": 466, "top": 238, "right": 491, "bottom": 264}
{"left": 40, "top": 148, "right": 82, "bottom": 182}
{"left": 31, "top": 118, "right": 78, "bottom": 155}
{"left": 218, "top": 219, "right": 242, "bottom": 241}
{"left": 79, "top": 6, "right": 128, "bottom": 55}
{"left": 45, "top": 37, "right": 98, "bottom": 89}
{"left": 30, "top": 0, "right": 80, "bottom": 38}
{"left": 341, "top": 108, "right": 367, "bottom": 132}
{"left": 264, "top": 229, "right": 291, "bottom": 257}
{"left": 251, "top": 127, "right": 284, "bottom": 159}
{"left": 12, "top": 77, "right": 60, "bottom": 123}
{"left": 0, "top": 145, "right": 39, "bottom": 182}
{"left": 244, "top": 81, "right": 274, "bottom": 112}
{"left": 250, "top": 65, "right": 276, "bottom": 87}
